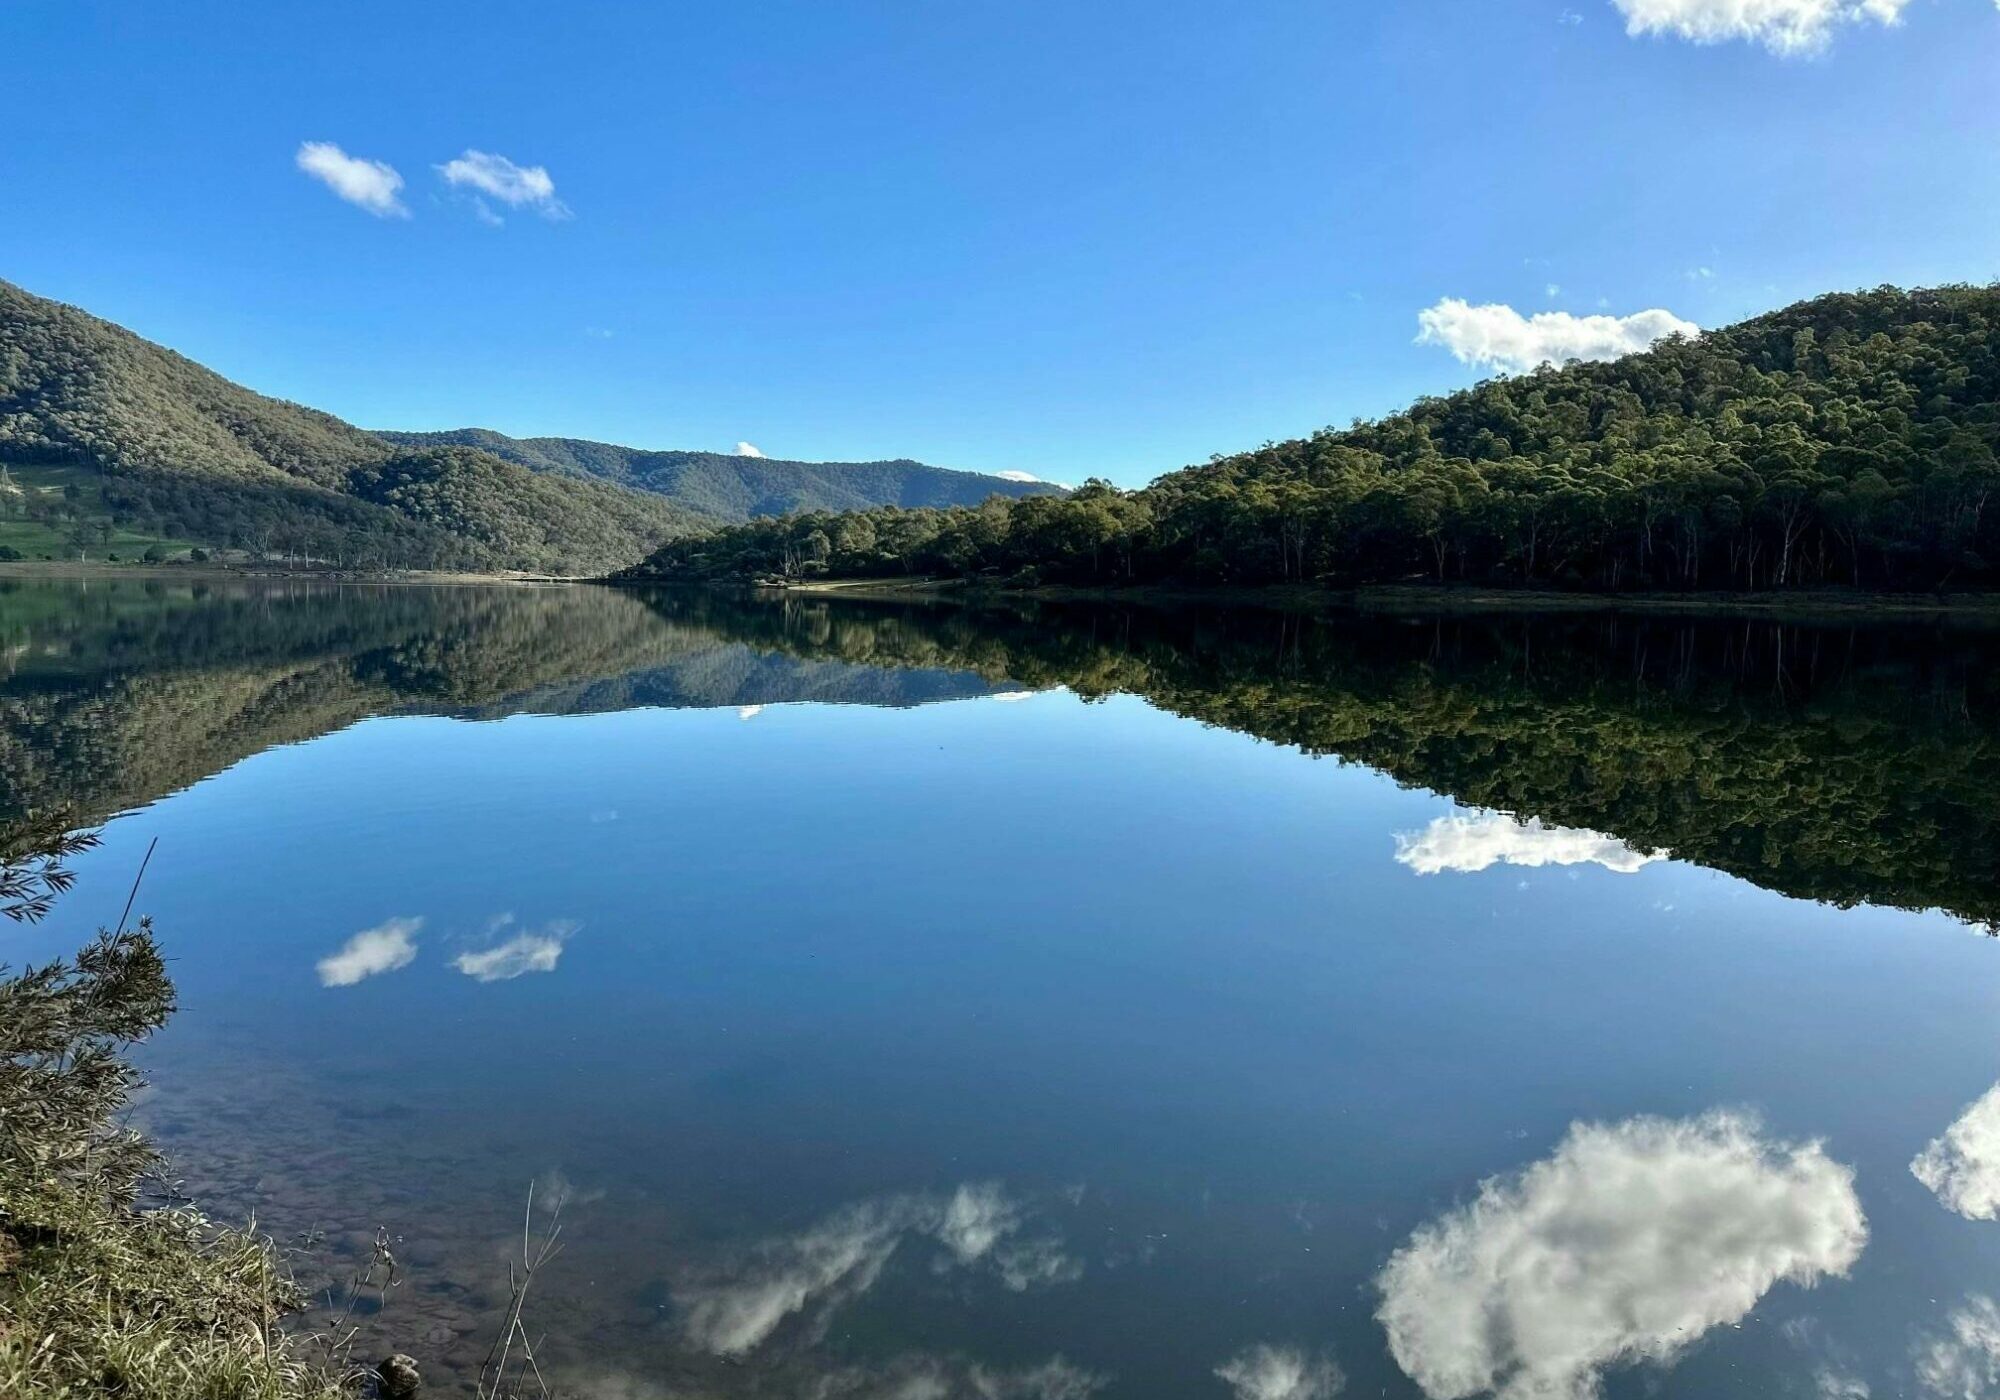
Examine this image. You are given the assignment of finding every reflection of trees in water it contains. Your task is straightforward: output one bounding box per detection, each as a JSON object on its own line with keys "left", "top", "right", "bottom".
{"left": 3, "top": 575, "right": 1996, "bottom": 927}
{"left": 0, "top": 579, "right": 998, "bottom": 826}
{"left": 640, "top": 590, "right": 2000, "bottom": 929}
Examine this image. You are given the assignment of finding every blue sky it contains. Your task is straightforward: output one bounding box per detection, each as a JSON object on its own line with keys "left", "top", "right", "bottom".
{"left": 5, "top": 0, "right": 1997, "bottom": 486}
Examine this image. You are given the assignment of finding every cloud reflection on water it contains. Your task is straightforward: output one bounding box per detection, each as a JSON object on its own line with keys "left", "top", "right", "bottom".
{"left": 677, "top": 1183, "right": 1081, "bottom": 1357}
{"left": 315, "top": 916, "right": 423, "bottom": 986}
{"left": 1915, "top": 1295, "right": 2000, "bottom": 1399}
{"left": 1394, "top": 811, "right": 1665, "bottom": 876}
{"left": 1376, "top": 1110, "right": 1865, "bottom": 1400}
{"left": 451, "top": 914, "right": 578, "bottom": 982}
{"left": 1215, "top": 1344, "right": 1345, "bottom": 1400}
{"left": 1913, "top": 1083, "right": 2000, "bottom": 1221}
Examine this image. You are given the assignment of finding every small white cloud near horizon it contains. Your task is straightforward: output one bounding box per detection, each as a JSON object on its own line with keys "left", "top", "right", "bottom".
{"left": 452, "top": 916, "right": 578, "bottom": 982}
{"left": 1913, "top": 1082, "right": 2000, "bottom": 1221}
{"left": 737, "top": 704, "right": 765, "bottom": 720}
{"left": 1417, "top": 299, "right": 1699, "bottom": 375}
{"left": 734, "top": 441, "right": 766, "bottom": 458}
{"left": 1395, "top": 811, "right": 1666, "bottom": 876}
{"left": 1215, "top": 1344, "right": 1345, "bottom": 1400}
{"left": 1611, "top": 0, "right": 1912, "bottom": 54}
{"left": 316, "top": 916, "right": 423, "bottom": 986}
{"left": 997, "top": 470, "right": 1044, "bottom": 483}
{"left": 436, "top": 150, "right": 570, "bottom": 220}
{"left": 295, "top": 142, "right": 408, "bottom": 218}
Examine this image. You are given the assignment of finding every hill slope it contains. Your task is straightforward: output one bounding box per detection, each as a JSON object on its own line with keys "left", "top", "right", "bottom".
{"left": 377, "top": 428, "right": 1058, "bottom": 517}
{"left": 623, "top": 283, "right": 2000, "bottom": 592}
{"left": 0, "top": 280, "right": 704, "bottom": 573}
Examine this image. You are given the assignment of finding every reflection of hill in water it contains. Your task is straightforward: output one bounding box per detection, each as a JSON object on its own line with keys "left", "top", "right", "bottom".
{"left": 629, "top": 590, "right": 2000, "bottom": 929}
{"left": 0, "top": 579, "right": 1004, "bottom": 823}
{"left": 5, "top": 576, "right": 1996, "bottom": 928}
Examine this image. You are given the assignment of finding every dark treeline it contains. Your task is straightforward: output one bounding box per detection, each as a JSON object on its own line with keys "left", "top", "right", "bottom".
{"left": 623, "top": 285, "right": 2000, "bottom": 592}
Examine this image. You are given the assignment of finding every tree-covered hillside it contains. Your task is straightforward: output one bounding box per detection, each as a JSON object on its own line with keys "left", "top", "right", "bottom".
{"left": 0, "top": 281, "right": 703, "bottom": 573}
{"left": 379, "top": 428, "right": 1060, "bottom": 518}
{"left": 622, "top": 285, "right": 2000, "bottom": 593}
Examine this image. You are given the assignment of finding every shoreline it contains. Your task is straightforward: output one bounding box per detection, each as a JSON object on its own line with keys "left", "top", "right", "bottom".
{"left": 18, "top": 561, "right": 2000, "bottom": 621}
{"left": 623, "top": 574, "right": 2000, "bottom": 621}
{"left": 0, "top": 560, "right": 577, "bottom": 585}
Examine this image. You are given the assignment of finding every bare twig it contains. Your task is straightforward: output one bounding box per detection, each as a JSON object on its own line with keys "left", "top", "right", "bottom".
{"left": 115, "top": 836, "right": 159, "bottom": 935}
{"left": 477, "top": 1183, "right": 567, "bottom": 1400}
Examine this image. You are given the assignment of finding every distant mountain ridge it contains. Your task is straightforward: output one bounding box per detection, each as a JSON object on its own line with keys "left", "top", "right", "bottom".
{"left": 376, "top": 428, "right": 1060, "bottom": 517}
{"left": 0, "top": 279, "right": 1049, "bottom": 574}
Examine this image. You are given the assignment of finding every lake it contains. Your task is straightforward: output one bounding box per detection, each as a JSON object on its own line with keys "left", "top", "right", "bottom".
{"left": 5, "top": 575, "right": 2000, "bottom": 1400}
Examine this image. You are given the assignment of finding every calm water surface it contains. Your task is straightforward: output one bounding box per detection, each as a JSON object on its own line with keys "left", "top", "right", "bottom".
{"left": 6, "top": 577, "right": 2000, "bottom": 1400}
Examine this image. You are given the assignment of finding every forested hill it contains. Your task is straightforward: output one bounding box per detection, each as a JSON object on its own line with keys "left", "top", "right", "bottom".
{"left": 377, "top": 428, "right": 1059, "bottom": 517}
{"left": 621, "top": 284, "right": 2000, "bottom": 593}
{"left": 0, "top": 280, "right": 720, "bottom": 572}
{"left": 0, "top": 282, "right": 1047, "bottom": 575}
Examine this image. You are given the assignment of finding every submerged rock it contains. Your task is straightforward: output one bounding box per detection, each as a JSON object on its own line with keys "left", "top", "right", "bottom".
{"left": 378, "top": 1353, "right": 422, "bottom": 1399}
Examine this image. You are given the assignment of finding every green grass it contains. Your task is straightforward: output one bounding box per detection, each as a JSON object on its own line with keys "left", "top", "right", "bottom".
{"left": 0, "top": 1169, "right": 355, "bottom": 1400}
{"left": 0, "top": 462, "right": 196, "bottom": 562}
{"left": 1, "top": 913, "right": 356, "bottom": 1400}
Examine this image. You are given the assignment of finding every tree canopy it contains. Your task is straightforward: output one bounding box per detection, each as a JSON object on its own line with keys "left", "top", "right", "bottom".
{"left": 623, "top": 284, "right": 2000, "bottom": 593}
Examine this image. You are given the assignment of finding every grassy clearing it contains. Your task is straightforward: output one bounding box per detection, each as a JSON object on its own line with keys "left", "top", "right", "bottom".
{"left": 0, "top": 462, "right": 196, "bottom": 563}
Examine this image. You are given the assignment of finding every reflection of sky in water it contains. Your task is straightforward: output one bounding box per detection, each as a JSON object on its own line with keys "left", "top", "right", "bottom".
{"left": 15, "top": 683, "right": 2000, "bottom": 1398}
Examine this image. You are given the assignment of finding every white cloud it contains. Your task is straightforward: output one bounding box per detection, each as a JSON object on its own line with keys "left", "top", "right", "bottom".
{"left": 678, "top": 1183, "right": 1079, "bottom": 1355}
{"left": 436, "top": 149, "right": 570, "bottom": 219}
{"left": 936, "top": 1182, "right": 1021, "bottom": 1263}
{"left": 1611, "top": 0, "right": 1912, "bottom": 54}
{"left": 969, "top": 1358, "right": 1107, "bottom": 1400}
{"left": 1394, "top": 811, "right": 1666, "bottom": 876}
{"left": 1376, "top": 1110, "right": 1866, "bottom": 1400}
{"left": 994, "top": 1234, "right": 1086, "bottom": 1292}
{"left": 1913, "top": 1082, "right": 2000, "bottom": 1220}
{"left": 316, "top": 916, "right": 422, "bottom": 986}
{"left": 813, "top": 1354, "right": 1107, "bottom": 1400}
{"left": 997, "top": 470, "right": 1044, "bottom": 483}
{"left": 989, "top": 691, "right": 1038, "bottom": 704}
{"left": 737, "top": 704, "right": 765, "bottom": 721}
{"left": 735, "top": 441, "right": 767, "bottom": 458}
{"left": 1216, "top": 1345, "right": 1345, "bottom": 1400}
{"left": 1917, "top": 1296, "right": 2000, "bottom": 1399}
{"left": 452, "top": 916, "right": 577, "bottom": 982}
{"left": 1417, "top": 299, "right": 1699, "bottom": 374}
{"left": 680, "top": 1196, "right": 909, "bottom": 1355}
{"left": 295, "top": 141, "right": 408, "bottom": 218}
